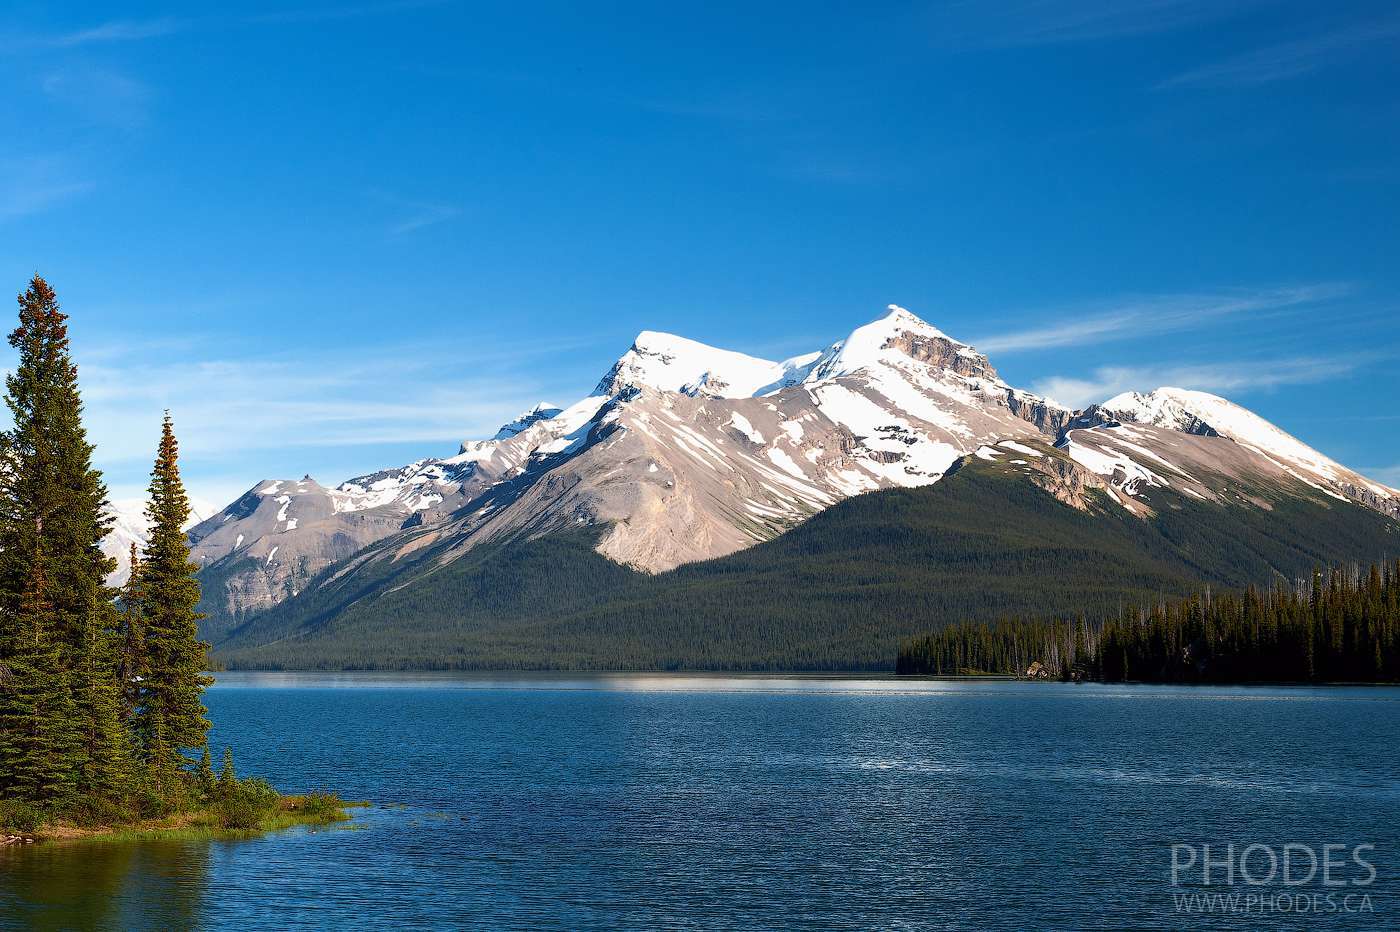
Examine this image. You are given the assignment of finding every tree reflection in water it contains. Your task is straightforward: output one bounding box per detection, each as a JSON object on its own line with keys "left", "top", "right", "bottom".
{"left": 1, "top": 838, "right": 210, "bottom": 930}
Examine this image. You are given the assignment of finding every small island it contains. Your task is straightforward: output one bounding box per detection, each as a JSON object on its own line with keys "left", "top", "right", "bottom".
{"left": 0, "top": 277, "right": 351, "bottom": 845}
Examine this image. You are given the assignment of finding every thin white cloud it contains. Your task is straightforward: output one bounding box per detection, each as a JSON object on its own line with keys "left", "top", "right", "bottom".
{"left": 0, "top": 157, "right": 94, "bottom": 221}
{"left": 974, "top": 284, "right": 1348, "bottom": 355}
{"left": 245, "top": 0, "right": 453, "bottom": 25}
{"left": 71, "top": 335, "right": 600, "bottom": 468}
{"left": 1162, "top": 15, "right": 1400, "bottom": 88}
{"left": 1031, "top": 355, "right": 1360, "bottom": 408}
{"left": 19, "top": 18, "right": 182, "bottom": 48}
{"left": 42, "top": 67, "right": 152, "bottom": 130}
{"left": 368, "top": 190, "right": 461, "bottom": 236}
{"left": 929, "top": 0, "right": 1257, "bottom": 47}
{"left": 1363, "top": 464, "right": 1400, "bottom": 489}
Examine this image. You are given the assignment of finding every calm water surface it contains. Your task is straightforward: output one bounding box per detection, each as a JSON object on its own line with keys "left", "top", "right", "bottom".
{"left": 2, "top": 674, "right": 1398, "bottom": 930}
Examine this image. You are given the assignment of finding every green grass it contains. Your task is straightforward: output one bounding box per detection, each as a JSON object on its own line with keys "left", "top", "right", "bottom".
{"left": 3, "top": 792, "right": 366, "bottom": 845}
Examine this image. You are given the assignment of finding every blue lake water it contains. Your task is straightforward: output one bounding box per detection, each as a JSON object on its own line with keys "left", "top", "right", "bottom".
{"left": 3, "top": 674, "right": 1398, "bottom": 930}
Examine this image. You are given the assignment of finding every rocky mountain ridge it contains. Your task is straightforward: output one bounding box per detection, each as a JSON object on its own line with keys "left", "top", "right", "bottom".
{"left": 176, "top": 304, "right": 1400, "bottom": 625}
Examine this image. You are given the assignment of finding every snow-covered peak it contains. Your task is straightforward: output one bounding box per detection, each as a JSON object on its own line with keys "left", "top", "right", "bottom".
{"left": 1099, "top": 390, "right": 1219, "bottom": 437}
{"left": 595, "top": 331, "right": 789, "bottom": 399}
{"left": 1101, "top": 387, "right": 1397, "bottom": 498}
{"left": 102, "top": 496, "right": 216, "bottom": 586}
{"left": 1148, "top": 387, "right": 1346, "bottom": 481}
{"left": 493, "top": 402, "right": 563, "bottom": 440}
{"left": 799, "top": 304, "right": 990, "bottom": 384}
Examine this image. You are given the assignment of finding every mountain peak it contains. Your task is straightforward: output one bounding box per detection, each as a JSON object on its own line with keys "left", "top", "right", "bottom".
{"left": 493, "top": 402, "right": 564, "bottom": 440}
{"left": 1100, "top": 386, "right": 1399, "bottom": 499}
{"left": 595, "top": 331, "right": 785, "bottom": 398}
{"left": 800, "top": 304, "right": 993, "bottom": 383}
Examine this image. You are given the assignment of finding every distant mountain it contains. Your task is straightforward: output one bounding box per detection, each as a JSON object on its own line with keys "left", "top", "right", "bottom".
{"left": 212, "top": 448, "right": 1400, "bottom": 670}
{"left": 179, "top": 304, "right": 1399, "bottom": 665}
{"left": 102, "top": 497, "right": 215, "bottom": 587}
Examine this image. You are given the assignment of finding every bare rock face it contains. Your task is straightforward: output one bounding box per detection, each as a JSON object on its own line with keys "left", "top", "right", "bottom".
{"left": 184, "top": 304, "right": 1400, "bottom": 627}
{"left": 885, "top": 329, "right": 998, "bottom": 381}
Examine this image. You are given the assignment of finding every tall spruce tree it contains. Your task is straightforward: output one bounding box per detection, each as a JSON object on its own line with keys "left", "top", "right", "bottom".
{"left": 136, "top": 413, "right": 211, "bottom": 761}
{"left": 0, "top": 276, "right": 119, "bottom": 805}
{"left": 117, "top": 545, "right": 148, "bottom": 717}
{"left": 0, "top": 547, "right": 80, "bottom": 805}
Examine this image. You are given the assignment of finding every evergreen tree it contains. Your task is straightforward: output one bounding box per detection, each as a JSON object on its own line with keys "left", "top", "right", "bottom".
{"left": 135, "top": 413, "right": 211, "bottom": 760}
{"left": 117, "top": 544, "right": 148, "bottom": 718}
{"left": 72, "top": 612, "right": 132, "bottom": 803}
{"left": 0, "top": 550, "right": 80, "bottom": 805}
{"left": 899, "top": 561, "right": 1400, "bottom": 683}
{"left": 218, "top": 748, "right": 236, "bottom": 800}
{"left": 0, "top": 276, "right": 117, "bottom": 805}
{"left": 197, "top": 746, "right": 215, "bottom": 798}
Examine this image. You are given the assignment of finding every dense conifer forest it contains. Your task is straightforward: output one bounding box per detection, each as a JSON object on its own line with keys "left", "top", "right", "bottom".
{"left": 896, "top": 562, "right": 1400, "bottom": 683}
{"left": 0, "top": 277, "right": 328, "bottom": 838}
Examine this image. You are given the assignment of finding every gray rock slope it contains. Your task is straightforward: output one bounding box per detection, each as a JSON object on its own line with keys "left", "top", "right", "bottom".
{"left": 185, "top": 305, "right": 1400, "bottom": 623}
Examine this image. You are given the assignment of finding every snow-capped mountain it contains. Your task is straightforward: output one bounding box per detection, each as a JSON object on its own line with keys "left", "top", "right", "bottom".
{"left": 103, "top": 497, "right": 215, "bottom": 587}
{"left": 185, "top": 304, "right": 1400, "bottom": 625}
{"left": 1088, "top": 387, "right": 1398, "bottom": 514}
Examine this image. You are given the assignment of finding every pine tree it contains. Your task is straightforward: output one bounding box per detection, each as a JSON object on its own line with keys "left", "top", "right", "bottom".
{"left": 117, "top": 545, "right": 147, "bottom": 718}
{"left": 0, "top": 276, "right": 118, "bottom": 806}
{"left": 72, "top": 613, "right": 132, "bottom": 804}
{"left": 218, "top": 747, "right": 236, "bottom": 800}
{"left": 0, "top": 551, "right": 80, "bottom": 806}
{"left": 197, "top": 746, "right": 215, "bottom": 798}
{"left": 135, "top": 413, "right": 211, "bottom": 763}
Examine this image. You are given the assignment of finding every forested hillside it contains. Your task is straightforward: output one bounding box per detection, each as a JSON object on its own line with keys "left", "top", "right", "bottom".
{"left": 211, "top": 458, "right": 1400, "bottom": 671}
{"left": 897, "top": 562, "right": 1400, "bottom": 683}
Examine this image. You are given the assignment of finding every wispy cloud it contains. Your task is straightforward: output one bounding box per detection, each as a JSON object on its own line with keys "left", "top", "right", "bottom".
{"left": 1364, "top": 464, "right": 1400, "bottom": 488}
{"left": 73, "top": 334, "right": 600, "bottom": 467}
{"left": 18, "top": 17, "right": 182, "bottom": 48}
{"left": 973, "top": 284, "right": 1348, "bottom": 355}
{"left": 1162, "top": 15, "right": 1400, "bottom": 88}
{"left": 1031, "top": 354, "right": 1365, "bottom": 408}
{"left": 12, "top": 4, "right": 446, "bottom": 52}
{"left": 41, "top": 66, "right": 153, "bottom": 130}
{"left": 369, "top": 190, "right": 461, "bottom": 236}
{"left": 245, "top": 0, "right": 454, "bottom": 25}
{"left": 0, "top": 157, "right": 94, "bottom": 221}
{"left": 928, "top": 0, "right": 1256, "bottom": 47}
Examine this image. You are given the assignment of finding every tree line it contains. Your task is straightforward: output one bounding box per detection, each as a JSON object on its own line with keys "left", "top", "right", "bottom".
{"left": 0, "top": 276, "right": 214, "bottom": 827}
{"left": 896, "top": 562, "right": 1400, "bottom": 683}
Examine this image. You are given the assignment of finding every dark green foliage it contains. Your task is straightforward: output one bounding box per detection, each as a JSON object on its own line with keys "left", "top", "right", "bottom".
{"left": 0, "top": 799, "right": 43, "bottom": 833}
{"left": 0, "top": 555, "right": 80, "bottom": 806}
{"left": 898, "top": 561, "right": 1400, "bottom": 683}
{"left": 0, "top": 278, "right": 221, "bottom": 830}
{"left": 292, "top": 791, "right": 343, "bottom": 820}
{"left": 133, "top": 413, "right": 211, "bottom": 756}
{"left": 212, "top": 777, "right": 279, "bottom": 830}
{"left": 196, "top": 747, "right": 215, "bottom": 798}
{"left": 0, "top": 276, "right": 116, "bottom": 807}
{"left": 218, "top": 748, "right": 236, "bottom": 799}
{"left": 213, "top": 459, "right": 1399, "bottom": 670}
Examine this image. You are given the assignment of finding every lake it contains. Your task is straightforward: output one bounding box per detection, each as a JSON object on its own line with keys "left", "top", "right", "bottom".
{"left": 3, "top": 674, "right": 1397, "bottom": 929}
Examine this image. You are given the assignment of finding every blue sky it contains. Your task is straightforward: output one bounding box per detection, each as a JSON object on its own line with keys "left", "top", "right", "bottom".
{"left": 2, "top": 0, "right": 1397, "bottom": 506}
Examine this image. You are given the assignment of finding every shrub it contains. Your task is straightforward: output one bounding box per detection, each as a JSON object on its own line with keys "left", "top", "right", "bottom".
{"left": 288, "top": 791, "right": 344, "bottom": 822}
{"left": 213, "top": 778, "right": 279, "bottom": 830}
{"left": 66, "top": 796, "right": 134, "bottom": 828}
{"left": 136, "top": 787, "right": 177, "bottom": 820}
{"left": 0, "top": 799, "right": 44, "bottom": 834}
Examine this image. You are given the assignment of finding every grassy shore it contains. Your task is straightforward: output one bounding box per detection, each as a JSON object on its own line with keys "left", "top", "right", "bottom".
{"left": 3, "top": 791, "right": 364, "bottom": 846}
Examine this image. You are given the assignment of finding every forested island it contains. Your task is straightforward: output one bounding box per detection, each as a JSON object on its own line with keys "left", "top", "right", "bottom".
{"left": 0, "top": 276, "right": 349, "bottom": 844}
{"left": 897, "top": 562, "right": 1400, "bottom": 683}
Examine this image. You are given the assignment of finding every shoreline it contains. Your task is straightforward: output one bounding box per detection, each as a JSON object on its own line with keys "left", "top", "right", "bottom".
{"left": 2, "top": 794, "right": 366, "bottom": 848}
